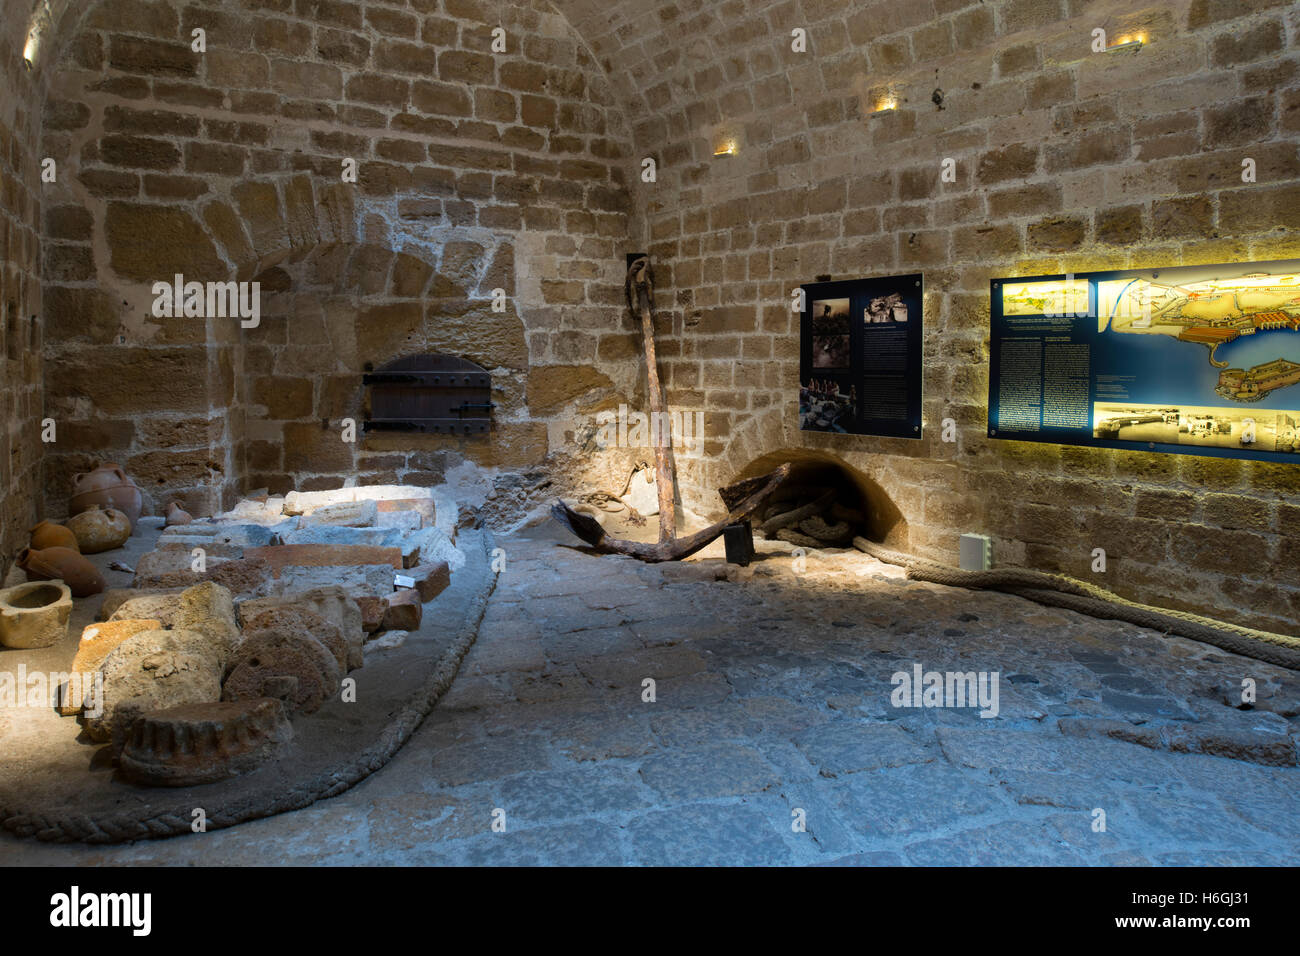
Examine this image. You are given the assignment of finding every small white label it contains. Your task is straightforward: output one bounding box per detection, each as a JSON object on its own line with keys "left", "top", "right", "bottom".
{"left": 394, "top": 574, "right": 415, "bottom": 588}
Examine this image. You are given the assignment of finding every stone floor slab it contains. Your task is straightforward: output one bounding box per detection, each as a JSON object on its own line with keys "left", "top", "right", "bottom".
{"left": 5, "top": 524, "right": 1298, "bottom": 866}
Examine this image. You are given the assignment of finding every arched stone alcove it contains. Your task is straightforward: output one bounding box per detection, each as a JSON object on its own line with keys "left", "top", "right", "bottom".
{"left": 734, "top": 446, "right": 908, "bottom": 550}
{"left": 32, "top": 0, "right": 645, "bottom": 526}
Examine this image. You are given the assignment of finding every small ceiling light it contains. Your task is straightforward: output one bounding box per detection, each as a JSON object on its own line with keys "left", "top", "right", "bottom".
{"left": 713, "top": 141, "right": 737, "bottom": 157}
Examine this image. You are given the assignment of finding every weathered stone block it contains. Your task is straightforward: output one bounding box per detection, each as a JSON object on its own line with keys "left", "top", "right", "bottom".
{"left": 245, "top": 543, "right": 403, "bottom": 576}
{"left": 375, "top": 509, "right": 422, "bottom": 533}
{"left": 232, "top": 180, "right": 288, "bottom": 262}
{"left": 382, "top": 588, "right": 422, "bottom": 631}
{"left": 135, "top": 548, "right": 228, "bottom": 580}
{"left": 109, "top": 35, "right": 196, "bottom": 76}
{"left": 298, "top": 499, "right": 378, "bottom": 527}
{"left": 275, "top": 564, "right": 394, "bottom": 599}
{"left": 155, "top": 538, "right": 244, "bottom": 558}
{"left": 270, "top": 58, "right": 342, "bottom": 98}
{"left": 239, "top": 586, "right": 364, "bottom": 668}
{"left": 173, "top": 581, "right": 240, "bottom": 668}
{"left": 976, "top": 144, "right": 1038, "bottom": 185}
{"left": 87, "top": 628, "right": 223, "bottom": 743}
{"left": 102, "top": 588, "right": 187, "bottom": 622}
{"left": 377, "top": 498, "right": 436, "bottom": 526}
{"left": 161, "top": 523, "right": 279, "bottom": 546}
{"left": 202, "top": 200, "right": 254, "bottom": 267}
{"left": 104, "top": 203, "right": 225, "bottom": 282}
{"left": 405, "top": 561, "right": 451, "bottom": 602}
{"left": 1210, "top": 19, "right": 1283, "bottom": 67}
{"left": 527, "top": 364, "right": 614, "bottom": 414}
{"left": 282, "top": 525, "right": 402, "bottom": 547}
{"left": 282, "top": 422, "right": 357, "bottom": 473}
{"left": 134, "top": 556, "right": 273, "bottom": 597}
{"left": 355, "top": 595, "right": 386, "bottom": 633}
{"left": 61, "top": 618, "right": 162, "bottom": 714}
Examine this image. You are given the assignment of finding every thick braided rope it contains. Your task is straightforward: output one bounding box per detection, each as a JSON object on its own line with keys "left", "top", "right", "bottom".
{"left": 1, "top": 531, "right": 499, "bottom": 844}
{"left": 853, "top": 537, "right": 1300, "bottom": 671}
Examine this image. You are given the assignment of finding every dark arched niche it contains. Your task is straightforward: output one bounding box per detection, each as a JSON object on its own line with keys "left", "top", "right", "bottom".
{"left": 734, "top": 448, "right": 908, "bottom": 549}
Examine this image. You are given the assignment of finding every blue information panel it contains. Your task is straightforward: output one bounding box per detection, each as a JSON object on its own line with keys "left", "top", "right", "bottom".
{"left": 988, "top": 259, "right": 1300, "bottom": 463}
{"left": 799, "top": 274, "right": 923, "bottom": 439}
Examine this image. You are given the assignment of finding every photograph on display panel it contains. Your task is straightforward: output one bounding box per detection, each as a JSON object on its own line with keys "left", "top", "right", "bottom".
{"left": 799, "top": 274, "right": 923, "bottom": 439}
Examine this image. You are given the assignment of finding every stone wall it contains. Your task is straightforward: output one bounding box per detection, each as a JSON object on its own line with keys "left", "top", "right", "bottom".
{"left": 569, "top": 0, "right": 1300, "bottom": 632}
{"left": 36, "top": 0, "right": 647, "bottom": 522}
{"left": 0, "top": 4, "right": 47, "bottom": 578}
{"left": 10, "top": 0, "right": 1300, "bottom": 633}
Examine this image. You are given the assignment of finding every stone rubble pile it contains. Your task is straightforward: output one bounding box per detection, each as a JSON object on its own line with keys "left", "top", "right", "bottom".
{"left": 58, "top": 484, "right": 461, "bottom": 788}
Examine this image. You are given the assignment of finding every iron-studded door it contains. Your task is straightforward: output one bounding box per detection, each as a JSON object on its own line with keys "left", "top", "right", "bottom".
{"left": 363, "top": 354, "right": 494, "bottom": 435}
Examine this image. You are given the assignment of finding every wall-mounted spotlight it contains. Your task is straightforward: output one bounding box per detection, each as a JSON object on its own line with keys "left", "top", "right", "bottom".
{"left": 713, "top": 140, "right": 737, "bottom": 157}
{"left": 1106, "top": 33, "right": 1147, "bottom": 52}
{"left": 24, "top": 28, "right": 42, "bottom": 70}
{"left": 25, "top": 0, "right": 55, "bottom": 71}
{"left": 869, "top": 86, "right": 899, "bottom": 114}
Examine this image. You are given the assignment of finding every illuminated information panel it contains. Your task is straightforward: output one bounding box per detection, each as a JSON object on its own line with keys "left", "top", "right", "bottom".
{"left": 799, "top": 274, "right": 923, "bottom": 439}
{"left": 988, "top": 259, "right": 1300, "bottom": 463}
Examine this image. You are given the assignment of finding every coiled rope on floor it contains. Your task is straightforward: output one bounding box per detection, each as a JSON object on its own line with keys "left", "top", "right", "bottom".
{"left": 852, "top": 537, "right": 1300, "bottom": 672}
{"left": 1, "top": 531, "right": 500, "bottom": 844}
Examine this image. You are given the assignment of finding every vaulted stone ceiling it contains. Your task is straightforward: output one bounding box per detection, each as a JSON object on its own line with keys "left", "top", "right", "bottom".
{"left": 22, "top": 0, "right": 1133, "bottom": 166}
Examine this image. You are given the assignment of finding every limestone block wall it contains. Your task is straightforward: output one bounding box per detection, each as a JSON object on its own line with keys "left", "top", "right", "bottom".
{"left": 8, "top": 0, "right": 1299, "bottom": 633}
{"left": 36, "top": 0, "right": 646, "bottom": 520}
{"left": 571, "top": 0, "right": 1300, "bottom": 632}
{"left": 0, "top": 5, "right": 47, "bottom": 578}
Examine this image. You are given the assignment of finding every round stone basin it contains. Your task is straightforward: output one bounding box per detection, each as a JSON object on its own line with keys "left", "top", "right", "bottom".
{"left": 0, "top": 580, "right": 74, "bottom": 649}
{"left": 10, "top": 584, "right": 65, "bottom": 608}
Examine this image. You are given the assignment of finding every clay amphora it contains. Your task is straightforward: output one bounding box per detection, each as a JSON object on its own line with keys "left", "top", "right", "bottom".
{"left": 29, "top": 520, "right": 80, "bottom": 552}
{"left": 165, "top": 501, "right": 193, "bottom": 526}
{"left": 17, "top": 546, "right": 106, "bottom": 597}
{"left": 66, "top": 505, "right": 132, "bottom": 553}
{"left": 70, "top": 463, "right": 143, "bottom": 529}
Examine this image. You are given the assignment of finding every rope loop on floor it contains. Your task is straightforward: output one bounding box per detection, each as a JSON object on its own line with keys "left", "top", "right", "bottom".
{"left": 852, "top": 537, "right": 1300, "bottom": 671}
{"left": 1, "top": 531, "right": 500, "bottom": 845}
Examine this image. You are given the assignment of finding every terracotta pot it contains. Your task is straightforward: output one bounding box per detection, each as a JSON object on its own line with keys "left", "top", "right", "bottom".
{"left": 165, "top": 501, "right": 193, "bottom": 527}
{"left": 17, "top": 546, "right": 106, "bottom": 598}
{"left": 70, "top": 463, "right": 143, "bottom": 529}
{"left": 29, "top": 520, "right": 80, "bottom": 552}
{"left": 66, "top": 505, "right": 132, "bottom": 554}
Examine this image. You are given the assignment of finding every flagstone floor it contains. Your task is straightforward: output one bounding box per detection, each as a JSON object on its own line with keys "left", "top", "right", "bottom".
{"left": 5, "top": 523, "right": 1299, "bottom": 865}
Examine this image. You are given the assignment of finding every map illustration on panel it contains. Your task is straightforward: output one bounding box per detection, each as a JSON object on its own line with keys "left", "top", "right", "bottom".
{"left": 988, "top": 259, "right": 1300, "bottom": 464}
{"left": 1095, "top": 272, "right": 1300, "bottom": 403}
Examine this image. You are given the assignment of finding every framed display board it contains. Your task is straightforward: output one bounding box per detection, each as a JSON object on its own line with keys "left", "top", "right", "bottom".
{"left": 988, "top": 259, "right": 1300, "bottom": 463}
{"left": 799, "top": 273, "right": 923, "bottom": 439}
